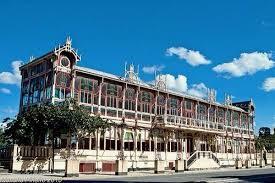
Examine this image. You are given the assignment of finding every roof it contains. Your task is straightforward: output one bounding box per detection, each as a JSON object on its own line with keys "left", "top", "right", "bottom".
{"left": 74, "top": 65, "right": 247, "bottom": 113}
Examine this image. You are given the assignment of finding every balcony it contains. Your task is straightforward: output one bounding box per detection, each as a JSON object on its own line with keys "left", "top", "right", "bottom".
{"left": 165, "top": 115, "right": 225, "bottom": 133}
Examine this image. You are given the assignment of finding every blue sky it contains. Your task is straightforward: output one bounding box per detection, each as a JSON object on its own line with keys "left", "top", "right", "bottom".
{"left": 0, "top": 0, "right": 275, "bottom": 131}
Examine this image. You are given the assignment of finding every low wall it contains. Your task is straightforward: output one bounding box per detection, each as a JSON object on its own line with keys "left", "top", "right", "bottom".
{"left": 2, "top": 145, "right": 273, "bottom": 173}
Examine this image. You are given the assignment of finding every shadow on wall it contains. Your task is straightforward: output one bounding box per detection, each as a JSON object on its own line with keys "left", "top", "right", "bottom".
{"left": 20, "top": 158, "right": 48, "bottom": 173}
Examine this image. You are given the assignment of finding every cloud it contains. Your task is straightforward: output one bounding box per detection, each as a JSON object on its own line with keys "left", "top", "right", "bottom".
{"left": 213, "top": 52, "right": 275, "bottom": 77}
{"left": 262, "top": 77, "right": 275, "bottom": 92}
{"left": 0, "top": 61, "right": 22, "bottom": 85}
{"left": 166, "top": 47, "right": 211, "bottom": 66}
{"left": 142, "top": 65, "right": 165, "bottom": 74}
{"left": 156, "top": 74, "right": 188, "bottom": 93}
{"left": 155, "top": 74, "right": 208, "bottom": 98}
{"left": 188, "top": 83, "right": 208, "bottom": 98}
{"left": 0, "top": 88, "right": 11, "bottom": 94}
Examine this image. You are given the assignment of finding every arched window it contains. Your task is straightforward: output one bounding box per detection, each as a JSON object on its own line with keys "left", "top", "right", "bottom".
{"left": 125, "top": 88, "right": 135, "bottom": 111}
{"left": 55, "top": 72, "right": 71, "bottom": 99}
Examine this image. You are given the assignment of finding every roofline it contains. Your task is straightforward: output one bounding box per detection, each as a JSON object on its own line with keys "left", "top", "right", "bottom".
{"left": 19, "top": 51, "right": 54, "bottom": 70}
{"left": 74, "top": 66, "right": 248, "bottom": 113}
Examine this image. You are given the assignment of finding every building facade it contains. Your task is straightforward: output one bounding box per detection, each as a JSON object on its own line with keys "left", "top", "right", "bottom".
{"left": 18, "top": 38, "right": 255, "bottom": 171}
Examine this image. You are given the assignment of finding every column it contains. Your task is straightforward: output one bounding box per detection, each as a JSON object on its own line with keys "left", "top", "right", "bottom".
{"left": 121, "top": 127, "right": 125, "bottom": 157}
{"left": 134, "top": 128, "right": 138, "bottom": 170}
{"left": 134, "top": 87, "right": 139, "bottom": 119}
{"left": 98, "top": 79, "right": 103, "bottom": 114}
{"left": 51, "top": 70, "right": 57, "bottom": 104}
{"left": 96, "top": 130, "right": 101, "bottom": 171}
{"left": 165, "top": 133, "right": 168, "bottom": 162}
{"left": 164, "top": 94, "right": 168, "bottom": 123}
{"left": 115, "top": 127, "right": 118, "bottom": 150}
{"left": 154, "top": 137, "right": 158, "bottom": 160}
{"left": 122, "top": 85, "right": 126, "bottom": 117}
{"left": 89, "top": 135, "right": 92, "bottom": 150}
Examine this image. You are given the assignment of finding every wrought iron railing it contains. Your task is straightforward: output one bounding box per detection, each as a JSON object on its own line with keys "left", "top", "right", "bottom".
{"left": 186, "top": 151, "right": 220, "bottom": 168}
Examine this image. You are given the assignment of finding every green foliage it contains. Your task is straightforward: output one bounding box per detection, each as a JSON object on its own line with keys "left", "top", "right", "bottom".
{"left": 259, "top": 127, "right": 271, "bottom": 137}
{"left": 2, "top": 99, "right": 109, "bottom": 146}
{"left": 255, "top": 129, "right": 275, "bottom": 152}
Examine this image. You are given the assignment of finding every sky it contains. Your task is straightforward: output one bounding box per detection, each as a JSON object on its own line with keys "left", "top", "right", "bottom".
{"left": 0, "top": 0, "right": 275, "bottom": 132}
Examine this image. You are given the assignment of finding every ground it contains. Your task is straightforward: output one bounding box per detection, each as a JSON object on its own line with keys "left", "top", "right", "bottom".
{"left": 0, "top": 167, "right": 275, "bottom": 182}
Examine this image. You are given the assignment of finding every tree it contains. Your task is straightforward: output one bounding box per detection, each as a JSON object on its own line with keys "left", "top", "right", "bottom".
{"left": 2, "top": 98, "right": 110, "bottom": 173}
{"left": 259, "top": 127, "right": 271, "bottom": 137}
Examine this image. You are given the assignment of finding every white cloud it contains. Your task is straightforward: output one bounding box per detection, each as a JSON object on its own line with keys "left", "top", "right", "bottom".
{"left": 188, "top": 83, "right": 208, "bottom": 98}
{"left": 142, "top": 65, "right": 165, "bottom": 74}
{"left": 262, "top": 77, "right": 275, "bottom": 92}
{"left": 213, "top": 52, "right": 275, "bottom": 77}
{"left": 155, "top": 74, "right": 208, "bottom": 98}
{"left": 156, "top": 74, "right": 188, "bottom": 93}
{"left": 0, "top": 61, "right": 22, "bottom": 85}
{"left": 166, "top": 47, "right": 211, "bottom": 66}
{"left": 0, "top": 88, "right": 11, "bottom": 94}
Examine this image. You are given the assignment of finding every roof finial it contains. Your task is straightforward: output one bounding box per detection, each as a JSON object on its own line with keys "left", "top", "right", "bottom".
{"left": 66, "top": 36, "right": 72, "bottom": 46}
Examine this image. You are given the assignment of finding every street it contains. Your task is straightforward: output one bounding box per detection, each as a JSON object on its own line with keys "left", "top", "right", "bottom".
{"left": 64, "top": 167, "right": 275, "bottom": 183}
{"left": 1, "top": 167, "right": 275, "bottom": 182}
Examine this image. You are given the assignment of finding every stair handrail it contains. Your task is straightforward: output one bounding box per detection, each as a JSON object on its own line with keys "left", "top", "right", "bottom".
{"left": 186, "top": 151, "right": 198, "bottom": 168}
{"left": 187, "top": 151, "right": 220, "bottom": 168}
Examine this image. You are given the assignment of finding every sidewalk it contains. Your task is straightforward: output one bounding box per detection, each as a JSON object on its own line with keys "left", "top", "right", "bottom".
{"left": 0, "top": 166, "right": 273, "bottom": 182}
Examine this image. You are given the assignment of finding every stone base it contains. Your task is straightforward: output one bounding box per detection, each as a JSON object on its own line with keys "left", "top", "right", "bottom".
{"left": 272, "top": 160, "right": 275, "bottom": 167}
{"left": 235, "top": 160, "right": 242, "bottom": 169}
{"left": 259, "top": 159, "right": 265, "bottom": 168}
{"left": 115, "top": 160, "right": 128, "bottom": 176}
{"left": 65, "top": 159, "right": 79, "bottom": 177}
{"left": 154, "top": 160, "right": 165, "bottom": 174}
{"left": 175, "top": 160, "right": 186, "bottom": 173}
{"left": 245, "top": 160, "right": 251, "bottom": 169}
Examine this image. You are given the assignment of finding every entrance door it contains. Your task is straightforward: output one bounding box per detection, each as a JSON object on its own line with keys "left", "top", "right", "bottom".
{"left": 201, "top": 144, "right": 206, "bottom": 151}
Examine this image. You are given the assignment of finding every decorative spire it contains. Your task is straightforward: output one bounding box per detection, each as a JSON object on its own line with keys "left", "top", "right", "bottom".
{"left": 207, "top": 88, "right": 217, "bottom": 103}
{"left": 66, "top": 36, "right": 72, "bottom": 47}
{"left": 29, "top": 56, "right": 35, "bottom": 62}
{"left": 225, "top": 93, "right": 233, "bottom": 106}
{"left": 124, "top": 62, "right": 139, "bottom": 83}
{"left": 155, "top": 74, "right": 167, "bottom": 91}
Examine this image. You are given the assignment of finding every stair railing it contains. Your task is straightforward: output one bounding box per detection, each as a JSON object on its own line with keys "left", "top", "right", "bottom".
{"left": 187, "top": 151, "right": 220, "bottom": 168}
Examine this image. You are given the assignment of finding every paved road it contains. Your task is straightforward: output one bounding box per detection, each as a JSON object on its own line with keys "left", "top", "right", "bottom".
{"left": 0, "top": 167, "right": 275, "bottom": 182}
{"left": 64, "top": 167, "right": 275, "bottom": 183}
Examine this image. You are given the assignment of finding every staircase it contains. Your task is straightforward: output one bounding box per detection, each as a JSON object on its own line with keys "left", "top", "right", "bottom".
{"left": 187, "top": 151, "right": 220, "bottom": 170}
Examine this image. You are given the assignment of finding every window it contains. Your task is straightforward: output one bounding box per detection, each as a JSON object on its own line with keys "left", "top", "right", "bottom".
{"left": 217, "top": 108, "right": 225, "bottom": 123}
{"left": 60, "top": 57, "right": 70, "bottom": 67}
{"left": 185, "top": 100, "right": 192, "bottom": 110}
{"left": 198, "top": 103, "right": 207, "bottom": 120}
{"left": 226, "top": 111, "right": 231, "bottom": 126}
{"left": 125, "top": 88, "right": 136, "bottom": 111}
{"left": 56, "top": 72, "right": 71, "bottom": 88}
{"left": 168, "top": 98, "right": 179, "bottom": 116}
{"left": 81, "top": 78, "right": 93, "bottom": 91}
{"left": 233, "top": 112, "right": 239, "bottom": 127}
{"left": 157, "top": 95, "right": 165, "bottom": 115}
{"left": 138, "top": 91, "right": 153, "bottom": 113}
{"left": 107, "top": 84, "right": 117, "bottom": 96}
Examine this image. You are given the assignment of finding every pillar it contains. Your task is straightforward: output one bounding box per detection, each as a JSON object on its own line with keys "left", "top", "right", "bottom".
{"left": 133, "top": 128, "right": 138, "bottom": 171}
{"left": 96, "top": 130, "right": 101, "bottom": 171}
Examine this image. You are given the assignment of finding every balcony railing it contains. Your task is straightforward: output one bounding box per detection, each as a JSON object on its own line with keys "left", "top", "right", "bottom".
{"left": 166, "top": 115, "right": 225, "bottom": 132}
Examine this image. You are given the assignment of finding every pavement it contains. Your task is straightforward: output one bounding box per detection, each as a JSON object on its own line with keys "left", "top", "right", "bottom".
{"left": 0, "top": 166, "right": 275, "bottom": 182}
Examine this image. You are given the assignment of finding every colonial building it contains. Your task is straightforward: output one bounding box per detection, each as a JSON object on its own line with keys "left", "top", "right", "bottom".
{"left": 16, "top": 38, "right": 255, "bottom": 172}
